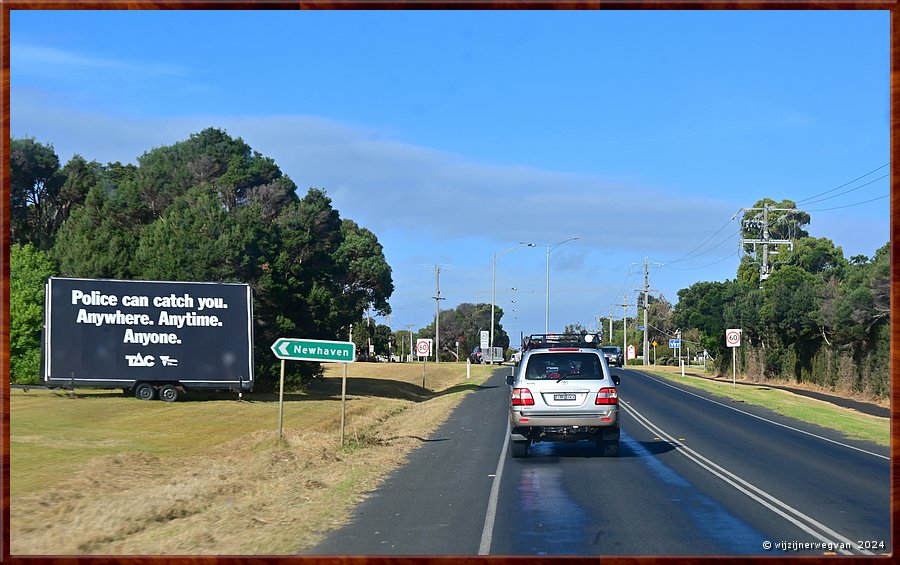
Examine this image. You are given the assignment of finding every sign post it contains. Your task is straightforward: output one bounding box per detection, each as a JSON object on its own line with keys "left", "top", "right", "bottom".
{"left": 271, "top": 338, "right": 356, "bottom": 444}
{"left": 416, "top": 338, "right": 433, "bottom": 389}
{"left": 725, "top": 329, "right": 742, "bottom": 389}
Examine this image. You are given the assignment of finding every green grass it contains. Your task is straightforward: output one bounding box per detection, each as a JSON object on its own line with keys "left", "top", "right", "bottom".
{"left": 10, "top": 362, "right": 497, "bottom": 498}
{"left": 10, "top": 389, "right": 295, "bottom": 497}
{"left": 636, "top": 367, "right": 890, "bottom": 447}
{"left": 10, "top": 362, "right": 498, "bottom": 554}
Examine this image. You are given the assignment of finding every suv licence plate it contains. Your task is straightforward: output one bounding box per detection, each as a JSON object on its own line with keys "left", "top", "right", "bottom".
{"left": 554, "top": 393, "right": 577, "bottom": 401}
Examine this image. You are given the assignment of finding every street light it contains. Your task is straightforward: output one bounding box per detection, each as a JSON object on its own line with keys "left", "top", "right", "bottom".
{"left": 491, "top": 242, "right": 535, "bottom": 352}
{"left": 535, "top": 237, "right": 579, "bottom": 334}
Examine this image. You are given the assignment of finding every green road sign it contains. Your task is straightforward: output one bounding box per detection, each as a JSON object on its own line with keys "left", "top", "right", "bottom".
{"left": 271, "top": 338, "right": 356, "bottom": 363}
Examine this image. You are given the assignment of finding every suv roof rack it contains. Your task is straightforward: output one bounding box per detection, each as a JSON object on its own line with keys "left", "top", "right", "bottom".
{"left": 522, "top": 333, "right": 601, "bottom": 351}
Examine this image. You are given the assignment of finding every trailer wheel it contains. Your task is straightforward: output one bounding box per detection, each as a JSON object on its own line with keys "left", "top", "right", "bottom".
{"left": 135, "top": 383, "right": 156, "bottom": 401}
{"left": 159, "top": 384, "right": 179, "bottom": 402}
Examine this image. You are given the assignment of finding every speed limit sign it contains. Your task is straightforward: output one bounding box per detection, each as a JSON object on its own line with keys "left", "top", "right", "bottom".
{"left": 416, "top": 338, "right": 433, "bottom": 357}
{"left": 725, "top": 329, "right": 742, "bottom": 348}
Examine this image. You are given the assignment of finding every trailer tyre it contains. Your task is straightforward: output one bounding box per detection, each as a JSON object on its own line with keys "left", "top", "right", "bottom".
{"left": 135, "top": 383, "right": 156, "bottom": 401}
{"left": 159, "top": 384, "right": 179, "bottom": 403}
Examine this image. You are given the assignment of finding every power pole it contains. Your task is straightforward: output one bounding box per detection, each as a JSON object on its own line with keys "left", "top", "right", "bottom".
{"left": 433, "top": 265, "right": 446, "bottom": 363}
{"left": 643, "top": 258, "right": 649, "bottom": 366}
{"left": 608, "top": 307, "right": 614, "bottom": 345}
{"left": 618, "top": 294, "right": 630, "bottom": 363}
{"left": 637, "top": 257, "right": 663, "bottom": 366}
{"left": 739, "top": 203, "right": 796, "bottom": 282}
{"left": 405, "top": 323, "right": 415, "bottom": 363}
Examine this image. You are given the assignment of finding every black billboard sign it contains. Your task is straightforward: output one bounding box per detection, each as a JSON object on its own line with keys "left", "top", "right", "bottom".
{"left": 44, "top": 277, "right": 253, "bottom": 389}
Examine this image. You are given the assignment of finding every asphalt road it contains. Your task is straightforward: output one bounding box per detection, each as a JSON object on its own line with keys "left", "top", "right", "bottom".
{"left": 307, "top": 366, "right": 891, "bottom": 556}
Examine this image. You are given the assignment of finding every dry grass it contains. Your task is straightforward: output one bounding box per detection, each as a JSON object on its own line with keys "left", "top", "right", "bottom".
{"left": 10, "top": 362, "right": 497, "bottom": 555}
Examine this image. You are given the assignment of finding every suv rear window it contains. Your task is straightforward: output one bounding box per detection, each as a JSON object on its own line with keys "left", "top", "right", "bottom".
{"left": 524, "top": 352, "right": 603, "bottom": 380}
{"left": 601, "top": 347, "right": 621, "bottom": 354}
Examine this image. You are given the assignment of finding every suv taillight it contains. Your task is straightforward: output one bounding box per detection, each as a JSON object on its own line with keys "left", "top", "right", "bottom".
{"left": 595, "top": 387, "right": 618, "bottom": 405}
{"left": 511, "top": 388, "right": 535, "bottom": 406}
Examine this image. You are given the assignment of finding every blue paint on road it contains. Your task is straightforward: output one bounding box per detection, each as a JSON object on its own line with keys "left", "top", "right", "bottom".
{"left": 620, "top": 432, "right": 767, "bottom": 554}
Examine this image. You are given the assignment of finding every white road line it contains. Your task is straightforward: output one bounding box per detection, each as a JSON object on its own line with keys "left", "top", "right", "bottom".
{"left": 632, "top": 370, "right": 889, "bottom": 461}
{"left": 478, "top": 422, "right": 510, "bottom": 555}
{"left": 621, "top": 400, "right": 873, "bottom": 556}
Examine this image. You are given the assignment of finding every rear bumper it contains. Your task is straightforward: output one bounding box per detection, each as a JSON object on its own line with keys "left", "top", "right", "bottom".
{"left": 509, "top": 408, "right": 618, "bottom": 429}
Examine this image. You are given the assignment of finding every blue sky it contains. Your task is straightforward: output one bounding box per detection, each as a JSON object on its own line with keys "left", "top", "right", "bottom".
{"left": 10, "top": 10, "right": 890, "bottom": 343}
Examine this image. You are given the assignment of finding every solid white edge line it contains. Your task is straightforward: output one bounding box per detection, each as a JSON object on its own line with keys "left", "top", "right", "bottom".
{"left": 478, "top": 422, "right": 510, "bottom": 555}
{"left": 633, "top": 370, "right": 889, "bottom": 461}
{"left": 621, "top": 401, "right": 872, "bottom": 556}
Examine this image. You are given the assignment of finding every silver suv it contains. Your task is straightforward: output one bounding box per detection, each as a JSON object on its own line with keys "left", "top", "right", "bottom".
{"left": 506, "top": 334, "right": 620, "bottom": 458}
{"left": 601, "top": 346, "right": 624, "bottom": 368}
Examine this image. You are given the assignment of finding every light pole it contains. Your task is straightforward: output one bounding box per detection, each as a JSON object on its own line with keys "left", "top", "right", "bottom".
{"left": 491, "top": 243, "right": 535, "bottom": 351}
{"left": 537, "top": 237, "right": 579, "bottom": 334}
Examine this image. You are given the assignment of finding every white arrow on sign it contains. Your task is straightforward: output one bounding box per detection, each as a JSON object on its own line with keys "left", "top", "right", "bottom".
{"left": 278, "top": 341, "right": 290, "bottom": 357}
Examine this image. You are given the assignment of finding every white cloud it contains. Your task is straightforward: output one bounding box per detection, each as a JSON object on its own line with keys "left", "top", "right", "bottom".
{"left": 11, "top": 96, "right": 741, "bottom": 260}
{"left": 11, "top": 42, "right": 188, "bottom": 78}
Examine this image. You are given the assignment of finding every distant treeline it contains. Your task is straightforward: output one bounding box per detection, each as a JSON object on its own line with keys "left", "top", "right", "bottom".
{"left": 10, "top": 128, "right": 394, "bottom": 389}
{"left": 672, "top": 199, "right": 889, "bottom": 399}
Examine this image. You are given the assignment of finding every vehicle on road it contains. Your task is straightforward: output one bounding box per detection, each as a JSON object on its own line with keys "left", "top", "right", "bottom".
{"left": 601, "top": 345, "right": 624, "bottom": 368}
{"left": 507, "top": 333, "right": 620, "bottom": 458}
{"left": 470, "top": 345, "right": 504, "bottom": 364}
{"left": 482, "top": 346, "right": 505, "bottom": 364}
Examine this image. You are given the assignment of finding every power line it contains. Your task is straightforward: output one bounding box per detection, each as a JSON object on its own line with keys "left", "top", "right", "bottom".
{"left": 806, "top": 193, "right": 889, "bottom": 212}
{"left": 652, "top": 228, "right": 742, "bottom": 267}
{"left": 795, "top": 162, "right": 889, "bottom": 204}
{"left": 662, "top": 250, "right": 740, "bottom": 270}
{"left": 662, "top": 211, "right": 741, "bottom": 265}
{"left": 798, "top": 174, "right": 889, "bottom": 206}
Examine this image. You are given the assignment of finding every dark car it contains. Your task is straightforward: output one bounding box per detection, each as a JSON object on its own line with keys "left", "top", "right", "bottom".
{"left": 601, "top": 346, "right": 624, "bottom": 368}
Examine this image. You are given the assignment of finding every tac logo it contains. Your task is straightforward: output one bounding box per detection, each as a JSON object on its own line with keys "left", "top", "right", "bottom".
{"left": 125, "top": 353, "right": 156, "bottom": 367}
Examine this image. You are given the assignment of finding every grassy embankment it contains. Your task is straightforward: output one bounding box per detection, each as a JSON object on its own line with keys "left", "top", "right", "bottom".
{"left": 9, "top": 362, "right": 499, "bottom": 555}
{"left": 634, "top": 364, "right": 890, "bottom": 447}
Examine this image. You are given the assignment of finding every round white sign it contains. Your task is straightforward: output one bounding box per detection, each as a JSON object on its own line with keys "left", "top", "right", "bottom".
{"left": 726, "top": 329, "right": 742, "bottom": 347}
{"left": 416, "top": 339, "right": 431, "bottom": 355}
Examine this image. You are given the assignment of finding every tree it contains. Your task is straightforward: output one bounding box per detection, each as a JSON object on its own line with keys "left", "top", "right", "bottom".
{"left": 740, "top": 198, "right": 810, "bottom": 245}
{"left": 417, "top": 302, "right": 508, "bottom": 361}
{"left": 133, "top": 184, "right": 252, "bottom": 282}
{"left": 783, "top": 237, "right": 847, "bottom": 278}
{"left": 53, "top": 185, "right": 142, "bottom": 279}
{"left": 759, "top": 265, "right": 822, "bottom": 380}
{"left": 10, "top": 137, "right": 62, "bottom": 249}
{"left": 47, "top": 129, "right": 394, "bottom": 390}
{"left": 740, "top": 199, "right": 810, "bottom": 278}
{"left": 10, "top": 244, "right": 56, "bottom": 384}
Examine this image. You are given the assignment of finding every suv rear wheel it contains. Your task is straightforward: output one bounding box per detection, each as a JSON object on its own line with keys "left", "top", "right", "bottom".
{"left": 596, "top": 439, "right": 619, "bottom": 457}
{"left": 511, "top": 440, "right": 529, "bottom": 458}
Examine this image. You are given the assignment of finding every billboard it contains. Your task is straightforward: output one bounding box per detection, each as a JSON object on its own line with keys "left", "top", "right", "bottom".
{"left": 43, "top": 277, "right": 253, "bottom": 389}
